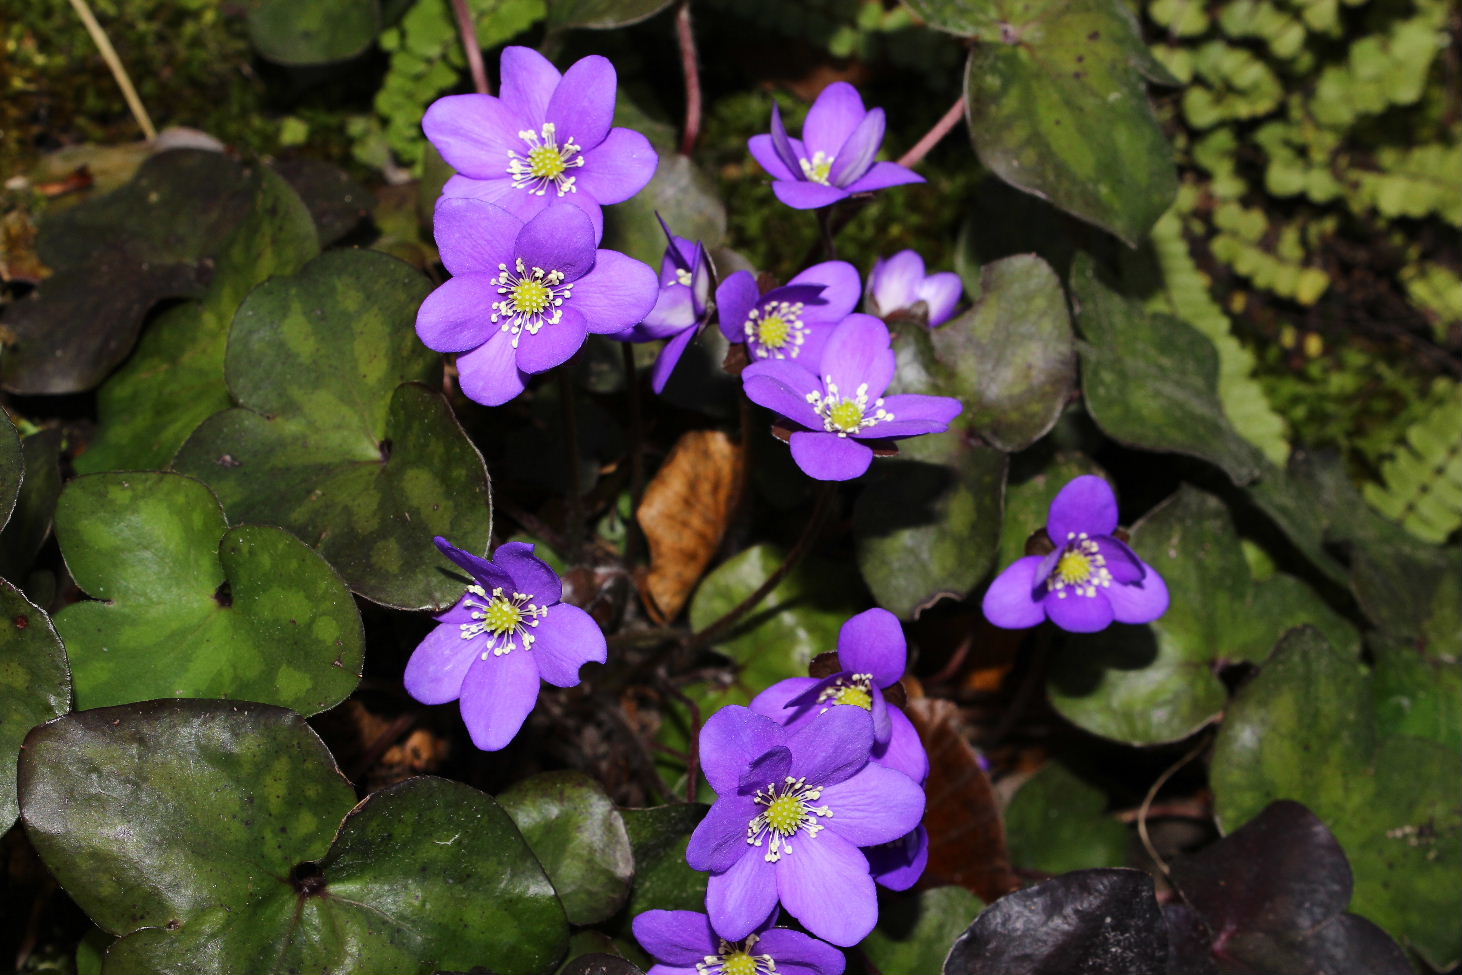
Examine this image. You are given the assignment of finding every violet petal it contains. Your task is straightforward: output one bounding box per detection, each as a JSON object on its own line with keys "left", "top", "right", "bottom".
{"left": 789, "top": 431, "right": 873, "bottom": 481}
{"left": 403, "top": 621, "right": 474, "bottom": 705}
{"left": 575, "top": 127, "right": 659, "bottom": 204}
{"left": 458, "top": 647, "right": 541, "bottom": 751}
{"left": 515, "top": 306, "right": 589, "bottom": 374}
{"left": 706, "top": 849, "right": 779, "bottom": 941}
{"left": 982, "top": 556, "right": 1047, "bottom": 629}
{"left": 775, "top": 831, "right": 876, "bottom": 947}
{"left": 836, "top": 607, "right": 906, "bottom": 687}
{"left": 456, "top": 332, "right": 527, "bottom": 406}
{"left": 1047, "top": 474, "right": 1119, "bottom": 541}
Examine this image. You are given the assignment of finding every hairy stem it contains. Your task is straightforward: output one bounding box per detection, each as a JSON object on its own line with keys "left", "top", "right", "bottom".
{"left": 897, "top": 95, "right": 967, "bottom": 169}
{"left": 621, "top": 342, "right": 647, "bottom": 566}
{"left": 450, "top": 0, "right": 491, "bottom": 95}
{"left": 676, "top": 0, "right": 703, "bottom": 156}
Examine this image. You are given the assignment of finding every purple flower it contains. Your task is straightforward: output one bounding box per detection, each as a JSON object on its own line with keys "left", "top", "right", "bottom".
{"left": 750, "top": 608, "right": 928, "bottom": 786}
{"left": 748, "top": 82, "right": 923, "bottom": 210}
{"left": 614, "top": 217, "right": 713, "bottom": 394}
{"left": 741, "top": 314, "right": 963, "bottom": 481}
{"left": 866, "top": 826, "right": 929, "bottom": 892}
{"left": 686, "top": 705, "right": 924, "bottom": 946}
{"left": 423, "top": 47, "right": 658, "bottom": 240}
{"left": 417, "top": 199, "right": 658, "bottom": 406}
{"left": 982, "top": 475, "right": 1170, "bottom": 633}
{"left": 632, "top": 910, "right": 845, "bottom": 975}
{"left": 716, "top": 261, "right": 859, "bottom": 366}
{"left": 404, "top": 537, "right": 607, "bottom": 751}
{"left": 866, "top": 250, "right": 962, "bottom": 328}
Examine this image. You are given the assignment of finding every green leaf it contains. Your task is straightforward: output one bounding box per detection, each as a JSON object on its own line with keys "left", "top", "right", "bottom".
{"left": 603, "top": 155, "right": 726, "bottom": 268}
{"left": 0, "top": 411, "right": 20, "bottom": 530}
{"left": 688, "top": 544, "right": 861, "bottom": 687}
{"left": 247, "top": 0, "right": 381, "bottom": 65}
{"left": 21, "top": 702, "right": 568, "bottom": 974}
{"left": 900, "top": 0, "right": 999, "bottom": 34}
{"left": 1211, "top": 628, "right": 1461, "bottom": 967}
{"left": 0, "top": 428, "right": 63, "bottom": 581}
{"left": 1, "top": 151, "right": 262, "bottom": 396}
{"left": 617, "top": 804, "right": 710, "bottom": 923}
{"left": 1071, "top": 253, "right": 1266, "bottom": 486}
{"left": 545, "top": 0, "right": 674, "bottom": 30}
{"left": 1049, "top": 486, "right": 1358, "bottom": 745}
{"left": 860, "top": 886, "right": 983, "bottom": 975}
{"left": 853, "top": 433, "right": 1007, "bottom": 619}
{"left": 53, "top": 471, "right": 364, "bottom": 714}
{"left": 499, "top": 771, "right": 634, "bottom": 926}
{"left": 963, "top": 0, "right": 1177, "bottom": 245}
{"left": 1004, "top": 762, "right": 1128, "bottom": 873}
{"left": 918, "top": 254, "right": 1075, "bottom": 451}
{"left": 0, "top": 582, "right": 70, "bottom": 832}
{"left": 78, "top": 165, "right": 320, "bottom": 474}
{"left": 171, "top": 249, "right": 492, "bottom": 610}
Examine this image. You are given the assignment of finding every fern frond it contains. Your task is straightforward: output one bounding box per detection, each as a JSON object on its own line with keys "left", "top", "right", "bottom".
{"left": 1363, "top": 381, "right": 1462, "bottom": 543}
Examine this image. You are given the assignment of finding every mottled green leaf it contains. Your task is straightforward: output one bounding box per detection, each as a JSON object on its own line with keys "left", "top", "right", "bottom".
{"left": 172, "top": 249, "right": 491, "bottom": 609}
{"left": 1049, "top": 486, "right": 1358, "bottom": 745}
{"left": 688, "top": 544, "right": 861, "bottom": 687}
{"left": 617, "top": 804, "right": 710, "bottom": 923}
{"left": 1373, "top": 647, "right": 1462, "bottom": 753}
{"left": 78, "top": 165, "right": 319, "bottom": 474}
{"left": 1211, "top": 628, "right": 1461, "bottom": 968}
{"left": 500, "top": 771, "right": 634, "bottom": 926}
{"left": 1072, "top": 254, "right": 1266, "bottom": 485}
{"left": 853, "top": 434, "right": 1007, "bottom": 619}
{"left": 21, "top": 703, "right": 567, "bottom": 974}
{"left": 0, "top": 583, "right": 70, "bottom": 832}
{"left": 603, "top": 154, "right": 726, "bottom": 268}
{"left": 901, "top": 0, "right": 999, "bottom": 34}
{"left": 0, "top": 151, "right": 259, "bottom": 396}
{"left": 546, "top": 0, "right": 674, "bottom": 30}
{"left": 0, "top": 412, "right": 20, "bottom": 529}
{"left": 248, "top": 0, "right": 381, "bottom": 65}
{"left": 963, "top": 0, "right": 1177, "bottom": 244}
{"left": 0, "top": 427, "right": 63, "bottom": 581}
{"left": 53, "top": 471, "right": 364, "bottom": 714}
{"left": 860, "top": 886, "right": 983, "bottom": 975}
{"left": 1004, "top": 762, "right": 1127, "bottom": 873}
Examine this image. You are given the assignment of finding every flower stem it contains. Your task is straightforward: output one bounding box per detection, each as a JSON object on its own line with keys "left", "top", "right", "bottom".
{"left": 1137, "top": 732, "right": 1212, "bottom": 876}
{"left": 621, "top": 342, "right": 646, "bottom": 566}
{"left": 676, "top": 0, "right": 703, "bottom": 156}
{"left": 683, "top": 481, "right": 835, "bottom": 654}
{"left": 66, "top": 0, "right": 156, "bottom": 140}
{"left": 559, "top": 367, "right": 583, "bottom": 561}
{"left": 450, "top": 0, "right": 491, "bottom": 96}
{"left": 897, "top": 95, "right": 966, "bottom": 169}
{"left": 664, "top": 683, "right": 704, "bottom": 803}
{"left": 817, "top": 207, "right": 838, "bottom": 261}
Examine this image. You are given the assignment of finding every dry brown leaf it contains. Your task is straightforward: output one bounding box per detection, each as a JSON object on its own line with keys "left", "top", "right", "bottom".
{"left": 0, "top": 210, "right": 49, "bottom": 285}
{"left": 637, "top": 429, "right": 744, "bottom": 623}
{"left": 906, "top": 696, "right": 1020, "bottom": 902}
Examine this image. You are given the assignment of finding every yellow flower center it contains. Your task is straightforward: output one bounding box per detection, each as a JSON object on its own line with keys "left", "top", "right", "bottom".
{"left": 757, "top": 314, "right": 791, "bottom": 348}
{"left": 1046, "top": 533, "right": 1116, "bottom": 600}
{"left": 745, "top": 300, "right": 807, "bottom": 358}
{"left": 526, "top": 144, "right": 568, "bottom": 180}
{"left": 1056, "top": 550, "right": 1092, "bottom": 585}
{"left": 459, "top": 584, "right": 549, "bottom": 655}
{"left": 700, "top": 935, "right": 775, "bottom": 975}
{"left": 800, "top": 151, "right": 834, "bottom": 185}
{"left": 482, "top": 596, "right": 525, "bottom": 635}
{"left": 506, "top": 122, "right": 584, "bottom": 196}
{"left": 833, "top": 684, "right": 873, "bottom": 710}
{"left": 490, "top": 258, "right": 573, "bottom": 348}
{"left": 764, "top": 794, "right": 805, "bottom": 834}
{"left": 747, "top": 776, "right": 830, "bottom": 861}
{"left": 720, "top": 952, "right": 756, "bottom": 975}
{"left": 512, "top": 279, "right": 552, "bottom": 315}
{"left": 828, "top": 400, "right": 865, "bottom": 433}
{"left": 807, "top": 380, "right": 893, "bottom": 437}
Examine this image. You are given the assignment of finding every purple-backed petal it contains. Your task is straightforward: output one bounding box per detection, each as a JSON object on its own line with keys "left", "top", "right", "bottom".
{"left": 772, "top": 180, "right": 850, "bottom": 210}
{"left": 646, "top": 965, "right": 699, "bottom": 975}
{"left": 416, "top": 275, "right": 498, "bottom": 354}
{"left": 571, "top": 250, "right": 661, "bottom": 333}
{"left": 529, "top": 603, "right": 605, "bottom": 688}
{"left": 403, "top": 621, "right": 475, "bottom": 705}
{"left": 434, "top": 537, "right": 516, "bottom": 593}
{"left": 749, "top": 676, "right": 821, "bottom": 728}
{"left": 787, "top": 704, "right": 873, "bottom": 787}
{"left": 872, "top": 394, "right": 963, "bottom": 438}
{"left": 820, "top": 314, "right": 895, "bottom": 397}
{"left": 789, "top": 261, "right": 861, "bottom": 322}
{"left": 1046, "top": 591, "right": 1115, "bottom": 633}
{"left": 456, "top": 331, "right": 527, "bottom": 406}
{"left": 423, "top": 94, "right": 526, "bottom": 179}
{"left": 458, "top": 646, "right": 541, "bottom": 751}
{"left": 576, "top": 128, "right": 659, "bottom": 204}
{"left": 1105, "top": 564, "right": 1170, "bottom": 624}
{"left": 867, "top": 250, "right": 925, "bottom": 315}
{"left": 836, "top": 607, "right": 906, "bottom": 687}
{"left": 1048, "top": 474, "right": 1119, "bottom": 542}
{"left": 433, "top": 198, "right": 520, "bottom": 276}
{"left": 631, "top": 911, "right": 718, "bottom": 966}
{"left": 802, "top": 82, "right": 867, "bottom": 156}
{"left": 488, "top": 185, "right": 605, "bottom": 243}
{"left": 828, "top": 107, "right": 884, "bottom": 188}
{"left": 742, "top": 359, "right": 824, "bottom": 430}
{"left": 1094, "top": 535, "right": 1146, "bottom": 584}
{"left": 687, "top": 794, "right": 760, "bottom": 873}
{"left": 917, "top": 271, "right": 962, "bottom": 327}
{"left": 433, "top": 589, "right": 475, "bottom": 624}
{"left": 514, "top": 203, "right": 598, "bottom": 282}
{"left": 775, "top": 831, "right": 876, "bottom": 947}
{"left": 869, "top": 684, "right": 891, "bottom": 744}
{"left": 650, "top": 326, "right": 698, "bottom": 394}
{"left": 707, "top": 849, "right": 779, "bottom": 941}
{"left": 440, "top": 173, "right": 517, "bottom": 202}
{"left": 872, "top": 705, "right": 928, "bottom": 784}
{"left": 769, "top": 102, "right": 802, "bottom": 177}
{"left": 717, "top": 270, "right": 761, "bottom": 343}
{"left": 843, "top": 161, "right": 925, "bottom": 194}
{"left": 491, "top": 541, "right": 563, "bottom": 603}
{"left": 821, "top": 763, "right": 924, "bottom": 846}
{"left": 639, "top": 286, "right": 696, "bottom": 337}
{"left": 789, "top": 431, "right": 873, "bottom": 481}
{"left": 546, "top": 54, "right": 616, "bottom": 150}
{"left": 749, "top": 133, "right": 798, "bottom": 182}
{"left": 755, "top": 929, "right": 847, "bottom": 975}
{"left": 982, "top": 556, "right": 1047, "bottom": 629}
{"left": 867, "top": 825, "right": 929, "bottom": 891}
{"left": 700, "top": 706, "right": 788, "bottom": 795}
{"left": 740, "top": 745, "right": 793, "bottom": 795}
{"left": 515, "top": 307, "right": 589, "bottom": 374}
{"left": 499, "top": 45, "right": 560, "bottom": 124}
